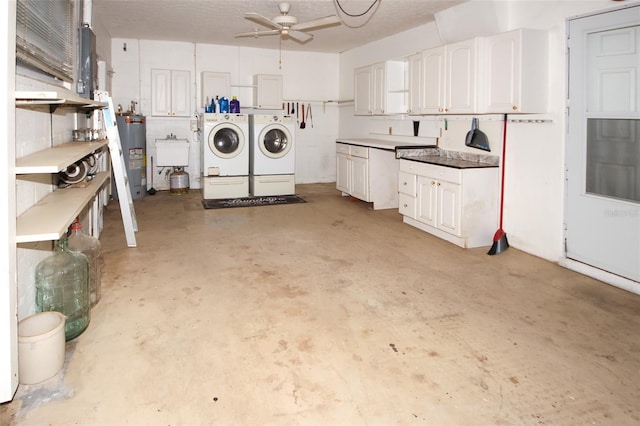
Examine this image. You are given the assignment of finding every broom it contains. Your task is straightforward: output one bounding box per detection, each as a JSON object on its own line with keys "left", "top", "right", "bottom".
{"left": 488, "top": 114, "right": 509, "bottom": 255}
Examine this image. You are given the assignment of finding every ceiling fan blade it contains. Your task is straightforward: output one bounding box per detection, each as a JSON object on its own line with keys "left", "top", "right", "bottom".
{"left": 244, "top": 12, "right": 280, "bottom": 30}
{"left": 291, "top": 15, "right": 341, "bottom": 31}
{"left": 288, "top": 31, "right": 313, "bottom": 43}
{"left": 235, "top": 29, "right": 280, "bottom": 38}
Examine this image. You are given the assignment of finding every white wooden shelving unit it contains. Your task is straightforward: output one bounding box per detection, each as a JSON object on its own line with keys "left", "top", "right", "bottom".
{"left": 15, "top": 90, "right": 110, "bottom": 243}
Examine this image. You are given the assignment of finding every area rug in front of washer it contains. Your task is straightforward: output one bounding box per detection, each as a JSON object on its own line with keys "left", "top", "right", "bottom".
{"left": 201, "top": 195, "right": 306, "bottom": 209}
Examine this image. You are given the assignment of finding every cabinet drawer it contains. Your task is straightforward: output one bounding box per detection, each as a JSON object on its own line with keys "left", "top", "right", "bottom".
{"left": 336, "top": 143, "right": 350, "bottom": 155}
{"left": 400, "top": 159, "right": 462, "bottom": 184}
{"left": 399, "top": 193, "right": 417, "bottom": 219}
{"left": 350, "top": 145, "right": 369, "bottom": 158}
{"left": 398, "top": 171, "right": 416, "bottom": 196}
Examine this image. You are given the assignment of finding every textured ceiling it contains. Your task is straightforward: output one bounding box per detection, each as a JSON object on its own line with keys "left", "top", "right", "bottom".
{"left": 92, "top": 0, "right": 468, "bottom": 53}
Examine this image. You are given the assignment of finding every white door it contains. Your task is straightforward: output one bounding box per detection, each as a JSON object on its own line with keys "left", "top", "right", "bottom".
{"left": 422, "top": 46, "right": 445, "bottom": 114}
{"left": 171, "top": 70, "right": 190, "bottom": 117}
{"left": 351, "top": 156, "right": 369, "bottom": 201}
{"left": 446, "top": 38, "right": 477, "bottom": 113}
{"left": 567, "top": 6, "right": 640, "bottom": 283}
{"left": 336, "top": 153, "right": 350, "bottom": 193}
{"left": 354, "top": 66, "right": 372, "bottom": 115}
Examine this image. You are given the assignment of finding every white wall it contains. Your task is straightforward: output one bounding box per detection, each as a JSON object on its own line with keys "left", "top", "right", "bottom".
{"left": 110, "top": 40, "right": 340, "bottom": 188}
{"left": 336, "top": 0, "right": 617, "bottom": 262}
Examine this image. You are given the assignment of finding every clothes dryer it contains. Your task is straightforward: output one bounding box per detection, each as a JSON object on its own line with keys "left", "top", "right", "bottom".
{"left": 201, "top": 113, "right": 249, "bottom": 199}
{"left": 249, "top": 114, "right": 296, "bottom": 196}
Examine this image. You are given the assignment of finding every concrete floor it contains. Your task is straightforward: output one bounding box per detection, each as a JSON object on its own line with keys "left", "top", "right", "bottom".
{"left": 2, "top": 183, "right": 640, "bottom": 425}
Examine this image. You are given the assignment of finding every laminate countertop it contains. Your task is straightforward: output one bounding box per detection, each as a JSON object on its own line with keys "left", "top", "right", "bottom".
{"left": 402, "top": 155, "right": 499, "bottom": 169}
{"left": 336, "top": 138, "right": 437, "bottom": 151}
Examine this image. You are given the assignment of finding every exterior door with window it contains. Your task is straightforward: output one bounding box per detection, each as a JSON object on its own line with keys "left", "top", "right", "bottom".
{"left": 567, "top": 6, "right": 640, "bottom": 283}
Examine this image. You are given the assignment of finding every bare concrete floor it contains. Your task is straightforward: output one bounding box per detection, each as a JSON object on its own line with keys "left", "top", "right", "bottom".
{"left": 3, "top": 183, "right": 640, "bottom": 425}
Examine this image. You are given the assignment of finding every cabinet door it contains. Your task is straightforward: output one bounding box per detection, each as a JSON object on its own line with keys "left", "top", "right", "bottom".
{"left": 483, "top": 31, "right": 519, "bottom": 113}
{"left": 416, "top": 176, "right": 437, "bottom": 227}
{"left": 482, "top": 29, "right": 548, "bottom": 113}
{"left": 354, "top": 66, "right": 372, "bottom": 115}
{"left": 255, "top": 74, "right": 282, "bottom": 109}
{"left": 407, "top": 53, "right": 422, "bottom": 114}
{"left": 422, "top": 46, "right": 446, "bottom": 114}
{"left": 336, "top": 152, "right": 350, "bottom": 193}
{"left": 372, "top": 62, "right": 386, "bottom": 114}
{"left": 151, "top": 69, "right": 171, "bottom": 116}
{"left": 171, "top": 70, "right": 191, "bottom": 117}
{"left": 351, "top": 156, "right": 369, "bottom": 201}
{"left": 437, "top": 180, "right": 462, "bottom": 236}
{"left": 446, "top": 38, "right": 478, "bottom": 113}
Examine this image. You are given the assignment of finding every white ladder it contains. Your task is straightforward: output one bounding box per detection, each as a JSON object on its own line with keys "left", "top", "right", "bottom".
{"left": 96, "top": 91, "right": 138, "bottom": 247}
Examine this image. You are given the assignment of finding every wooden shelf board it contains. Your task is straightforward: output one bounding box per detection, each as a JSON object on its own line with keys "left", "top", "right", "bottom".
{"left": 16, "top": 172, "right": 110, "bottom": 243}
{"left": 16, "top": 140, "right": 109, "bottom": 174}
{"left": 15, "top": 90, "right": 107, "bottom": 108}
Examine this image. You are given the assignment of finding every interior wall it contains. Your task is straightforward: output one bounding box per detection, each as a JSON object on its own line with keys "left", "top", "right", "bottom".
{"left": 110, "top": 39, "right": 340, "bottom": 189}
{"left": 336, "top": 0, "right": 616, "bottom": 262}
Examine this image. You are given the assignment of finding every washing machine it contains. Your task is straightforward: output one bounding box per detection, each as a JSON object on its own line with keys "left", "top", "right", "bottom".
{"left": 249, "top": 114, "right": 296, "bottom": 196}
{"left": 201, "top": 113, "right": 249, "bottom": 199}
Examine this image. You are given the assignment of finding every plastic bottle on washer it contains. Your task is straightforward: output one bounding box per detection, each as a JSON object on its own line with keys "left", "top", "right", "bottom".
{"left": 230, "top": 96, "right": 240, "bottom": 113}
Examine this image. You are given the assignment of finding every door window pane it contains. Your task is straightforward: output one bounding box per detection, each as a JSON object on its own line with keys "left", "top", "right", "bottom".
{"left": 586, "top": 118, "right": 640, "bottom": 203}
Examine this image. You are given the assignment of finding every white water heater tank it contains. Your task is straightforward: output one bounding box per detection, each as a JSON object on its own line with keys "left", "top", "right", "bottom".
{"left": 156, "top": 139, "right": 190, "bottom": 167}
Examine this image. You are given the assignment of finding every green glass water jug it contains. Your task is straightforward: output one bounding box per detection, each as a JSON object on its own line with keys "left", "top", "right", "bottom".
{"left": 35, "top": 238, "right": 90, "bottom": 340}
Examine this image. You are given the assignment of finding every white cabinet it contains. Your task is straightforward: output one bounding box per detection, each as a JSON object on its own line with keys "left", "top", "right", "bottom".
{"left": 336, "top": 143, "right": 369, "bottom": 201}
{"left": 354, "top": 60, "right": 407, "bottom": 115}
{"left": 15, "top": 91, "right": 110, "bottom": 242}
{"left": 336, "top": 142, "right": 400, "bottom": 209}
{"left": 407, "top": 53, "right": 423, "bottom": 114}
{"left": 398, "top": 159, "right": 499, "bottom": 248}
{"left": 418, "top": 38, "right": 479, "bottom": 114}
{"left": 481, "top": 29, "right": 548, "bottom": 113}
{"left": 445, "top": 37, "right": 480, "bottom": 114}
{"left": 151, "top": 69, "right": 190, "bottom": 117}
{"left": 354, "top": 66, "right": 373, "bottom": 115}
{"left": 253, "top": 74, "right": 283, "bottom": 109}
{"left": 421, "top": 46, "right": 446, "bottom": 114}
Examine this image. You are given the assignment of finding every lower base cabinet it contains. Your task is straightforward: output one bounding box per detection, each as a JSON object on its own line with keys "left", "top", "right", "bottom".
{"left": 399, "top": 159, "right": 499, "bottom": 248}
{"left": 336, "top": 143, "right": 399, "bottom": 210}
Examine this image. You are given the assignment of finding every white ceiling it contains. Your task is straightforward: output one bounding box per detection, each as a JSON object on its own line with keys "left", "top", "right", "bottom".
{"left": 92, "top": 0, "right": 468, "bottom": 53}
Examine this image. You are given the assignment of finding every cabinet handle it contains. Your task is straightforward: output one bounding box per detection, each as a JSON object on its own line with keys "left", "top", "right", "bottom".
{"left": 403, "top": 181, "right": 407, "bottom": 186}
{"left": 431, "top": 181, "right": 436, "bottom": 185}
{"left": 512, "top": 105, "right": 518, "bottom": 111}
{"left": 404, "top": 204, "right": 408, "bottom": 208}
{"left": 437, "top": 182, "right": 441, "bottom": 186}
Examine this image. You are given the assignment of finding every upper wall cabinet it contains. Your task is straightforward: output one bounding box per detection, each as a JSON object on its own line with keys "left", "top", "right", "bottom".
{"left": 480, "top": 29, "right": 548, "bottom": 113}
{"left": 253, "top": 74, "right": 283, "bottom": 109}
{"left": 354, "top": 60, "right": 407, "bottom": 115}
{"left": 151, "top": 69, "right": 190, "bottom": 117}
{"left": 375, "top": 28, "right": 549, "bottom": 116}
{"left": 407, "top": 53, "right": 423, "bottom": 114}
{"left": 445, "top": 38, "right": 480, "bottom": 114}
{"left": 354, "top": 66, "right": 373, "bottom": 115}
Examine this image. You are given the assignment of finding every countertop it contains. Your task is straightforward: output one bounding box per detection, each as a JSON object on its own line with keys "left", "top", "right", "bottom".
{"left": 336, "top": 138, "right": 437, "bottom": 151}
{"left": 402, "top": 155, "right": 499, "bottom": 169}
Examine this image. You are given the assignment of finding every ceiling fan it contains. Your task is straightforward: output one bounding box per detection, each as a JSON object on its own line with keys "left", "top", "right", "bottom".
{"left": 235, "top": 2, "right": 341, "bottom": 43}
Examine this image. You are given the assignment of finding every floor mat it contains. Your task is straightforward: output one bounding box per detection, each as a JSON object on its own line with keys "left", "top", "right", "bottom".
{"left": 202, "top": 195, "right": 306, "bottom": 209}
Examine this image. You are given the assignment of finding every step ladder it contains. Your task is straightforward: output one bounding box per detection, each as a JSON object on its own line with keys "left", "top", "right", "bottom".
{"left": 95, "top": 91, "right": 138, "bottom": 247}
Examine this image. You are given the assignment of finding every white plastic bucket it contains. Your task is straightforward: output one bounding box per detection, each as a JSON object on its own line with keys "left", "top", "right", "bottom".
{"left": 18, "top": 312, "right": 66, "bottom": 385}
